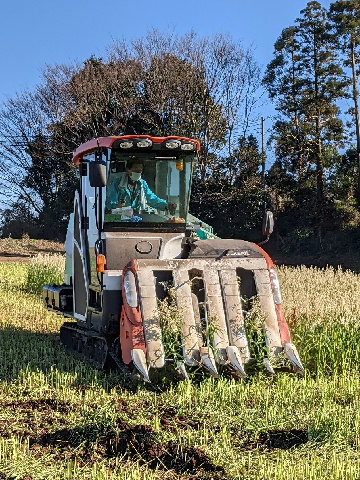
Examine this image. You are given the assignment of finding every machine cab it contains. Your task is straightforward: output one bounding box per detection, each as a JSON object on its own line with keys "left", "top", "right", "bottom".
{"left": 73, "top": 136, "right": 200, "bottom": 235}
{"left": 103, "top": 136, "right": 199, "bottom": 227}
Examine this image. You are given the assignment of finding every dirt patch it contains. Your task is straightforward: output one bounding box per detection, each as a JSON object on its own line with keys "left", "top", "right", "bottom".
{"left": 258, "top": 429, "right": 308, "bottom": 450}
{"left": 30, "top": 419, "right": 225, "bottom": 477}
{"left": 1, "top": 399, "right": 72, "bottom": 414}
{"left": 263, "top": 234, "right": 360, "bottom": 272}
{"left": 0, "top": 399, "right": 74, "bottom": 439}
{"left": 234, "top": 429, "right": 309, "bottom": 452}
{"left": 332, "top": 393, "right": 355, "bottom": 407}
{"left": 160, "top": 407, "right": 202, "bottom": 432}
{"left": 111, "top": 421, "right": 223, "bottom": 474}
{"left": 0, "top": 255, "right": 35, "bottom": 263}
{"left": 0, "top": 474, "right": 33, "bottom": 480}
{"left": 0, "top": 238, "right": 64, "bottom": 263}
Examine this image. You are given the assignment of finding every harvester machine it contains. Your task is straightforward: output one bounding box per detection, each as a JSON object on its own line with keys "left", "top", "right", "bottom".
{"left": 43, "top": 135, "right": 303, "bottom": 382}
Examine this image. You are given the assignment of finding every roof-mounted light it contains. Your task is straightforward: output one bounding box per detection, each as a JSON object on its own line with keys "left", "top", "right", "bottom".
{"left": 119, "top": 140, "right": 134, "bottom": 149}
{"left": 181, "top": 142, "right": 196, "bottom": 151}
{"left": 165, "top": 139, "right": 181, "bottom": 149}
{"left": 136, "top": 139, "right": 153, "bottom": 148}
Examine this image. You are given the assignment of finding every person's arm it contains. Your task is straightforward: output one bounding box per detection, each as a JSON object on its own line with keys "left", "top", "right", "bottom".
{"left": 141, "top": 179, "right": 168, "bottom": 210}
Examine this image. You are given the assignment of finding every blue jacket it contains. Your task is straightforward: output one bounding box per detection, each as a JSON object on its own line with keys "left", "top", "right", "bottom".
{"left": 106, "top": 173, "right": 167, "bottom": 213}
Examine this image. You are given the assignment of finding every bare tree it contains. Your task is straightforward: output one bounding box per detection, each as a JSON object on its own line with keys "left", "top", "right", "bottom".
{"left": 0, "top": 30, "right": 262, "bottom": 237}
{"left": 0, "top": 88, "right": 77, "bottom": 237}
{"left": 110, "top": 30, "right": 262, "bottom": 182}
{"left": 0, "top": 92, "right": 48, "bottom": 212}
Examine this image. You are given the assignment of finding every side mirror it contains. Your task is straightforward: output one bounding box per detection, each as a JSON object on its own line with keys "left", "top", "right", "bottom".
{"left": 89, "top": 161, "right": 107, "bottom": 188}
{"left": 262, "top": 211, "right": 274, "bottom": 237}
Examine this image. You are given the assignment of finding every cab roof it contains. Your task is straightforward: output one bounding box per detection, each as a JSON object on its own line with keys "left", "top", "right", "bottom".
{"left": 72, "top": 135, "right": 200, "bottom": 165}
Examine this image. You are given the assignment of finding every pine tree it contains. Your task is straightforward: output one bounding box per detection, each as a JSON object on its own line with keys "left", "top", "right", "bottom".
{"left": 330, "top": 0, "right": 360, "bottom": 194}
{"left": 264, "top": 1, "right": 347, "bottom": 221}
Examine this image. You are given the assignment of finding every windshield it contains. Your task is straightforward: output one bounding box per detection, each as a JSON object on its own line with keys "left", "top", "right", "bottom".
{"left": 104, "top": 152, "right": 195, "bottom": 226}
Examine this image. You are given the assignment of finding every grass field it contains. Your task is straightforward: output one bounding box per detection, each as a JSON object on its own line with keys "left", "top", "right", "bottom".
{"left": 0, "top": 251, "right": 359, "bottom": 479}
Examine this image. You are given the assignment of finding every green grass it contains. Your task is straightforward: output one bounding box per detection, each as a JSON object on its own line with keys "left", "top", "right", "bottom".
{"left": 0, "top": 259, "right": 359, "bottom": 479}
{"left": 25, "top": 253, "right": 65, "bottom": 294}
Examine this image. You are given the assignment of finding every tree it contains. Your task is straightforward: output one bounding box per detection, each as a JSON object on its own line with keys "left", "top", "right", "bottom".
{"left": 110, "top": 30, "right": 262, "bottom": 185}
{"left": 0, "top": 93, "right": 47, "bottom": 212}
{"left": 37, "top": 57, "right": 143, "bottom": 149}
{"left": 0, "top": 93, "right": 77, "bottom": 239}
{"left": 330, "top": 0, "right": 360, "bottom": 195}
{"left": 264, "top": 27, "right": 310, "bottom": 183}
{"left": 264, "top": 1, "right": 347, "bottom": 222}
{"left": 0, "top": 31, "right": 262, "bottom": 239}
{"left": 24, "top": 134, "right": 77, "bottom": 238}
{"left": 190, "top": 135, "right": 264, "bottom": 239}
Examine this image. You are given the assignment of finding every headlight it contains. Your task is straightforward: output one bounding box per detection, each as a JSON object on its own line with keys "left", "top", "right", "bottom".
{"left": 269, "top": 268, "right": 282, "bottom": 305}
{"left": 181, "top": 142, "right": 196, "bottom": 151}
{"left": 136, "top": 139, "right": 152, "bottom": 148}
{"left": 165, "top": 140, "right": 181, "bottom": 149}
{"left": 123, "top": 270, "right": 138, "bottom": 308}
{"left": 119, "top": 141, "right": 134, "bottom": 149}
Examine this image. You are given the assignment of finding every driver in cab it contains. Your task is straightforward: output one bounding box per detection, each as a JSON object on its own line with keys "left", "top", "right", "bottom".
{"left": 105, "top": 160, "right": 176, "bottom": 215}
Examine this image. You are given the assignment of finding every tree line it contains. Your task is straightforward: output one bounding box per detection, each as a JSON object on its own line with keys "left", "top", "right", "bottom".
{"left": 265, "top": 0, "right": 360, "bottom": 253}
{"left": 0, "top": 1, "right": 359, "bottom": 255}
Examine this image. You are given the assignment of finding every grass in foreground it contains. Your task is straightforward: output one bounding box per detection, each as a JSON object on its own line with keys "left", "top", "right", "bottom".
{"left": 0, "top": 259, "right": 359, "bottom": 479}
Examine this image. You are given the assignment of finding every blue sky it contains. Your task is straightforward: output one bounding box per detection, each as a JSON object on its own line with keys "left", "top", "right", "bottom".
{"left": 0, "top": 0, "right": 332, "bottom": 139}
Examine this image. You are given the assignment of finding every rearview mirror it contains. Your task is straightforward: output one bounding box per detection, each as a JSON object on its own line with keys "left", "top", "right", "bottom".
{"left": 262, "top": 211, "right": 274, "bottom": 237}
{"left": 89, "top": 161, "right": 107, "bottom": 188}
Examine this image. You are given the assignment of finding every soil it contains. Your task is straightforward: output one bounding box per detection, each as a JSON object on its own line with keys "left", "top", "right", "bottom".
{"left": 271, "top": 250, "right": 360, "bottom": 271}
{"left": 29, "top": 419, "right": 226, "bottom": 478}
{"left": 0, "top": 398, "right": 75, "bottom": 439}
{"left": 233, "top": 428, "right": 309, "bottom": 452}
{"left": 257, "top": 429, "right": 308, "bottom": 450}
{"left": 160, "top": 407, "right": 202, "bottom": 432}
{"left": 0, "top": 475, "right": 33, "bottom": 480}
{"left": 1, "top": 236, "right": 359, "bottom": 273}
{"left": 0, "top": 238, "right": 64, "bottom": 263}
{"left": 1, "top": 399, "right": 72, "bottom": 414}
